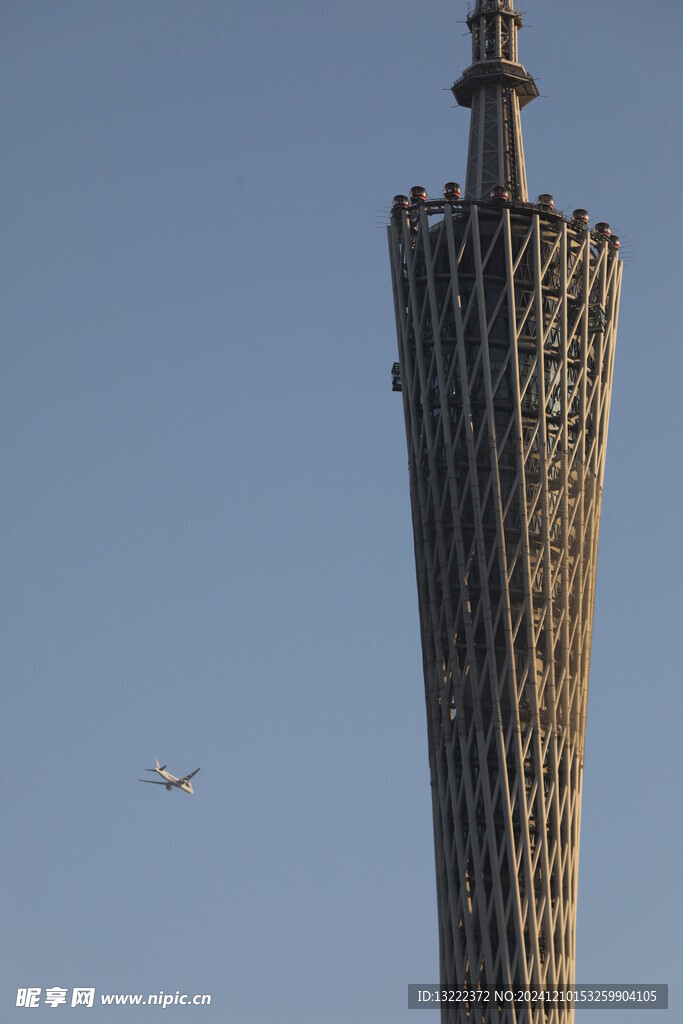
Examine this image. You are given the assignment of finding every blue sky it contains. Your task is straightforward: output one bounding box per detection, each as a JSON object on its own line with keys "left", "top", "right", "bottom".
{"left": 1, "top": 1, "right": 681, "bottom": 1021}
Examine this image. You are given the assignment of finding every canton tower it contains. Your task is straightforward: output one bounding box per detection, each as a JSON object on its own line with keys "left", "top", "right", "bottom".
{"left": 387, "top": 2, "right": 622, "bottom": 1019}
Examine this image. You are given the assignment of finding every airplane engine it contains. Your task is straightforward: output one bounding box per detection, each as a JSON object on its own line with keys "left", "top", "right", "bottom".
{"left": 166, "top": 784, "right": 173, "bottom": 791}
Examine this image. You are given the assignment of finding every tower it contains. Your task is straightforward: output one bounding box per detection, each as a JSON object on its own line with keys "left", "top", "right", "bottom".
{"left": 387, "top": 3, "right": 622, "bottom": 1020}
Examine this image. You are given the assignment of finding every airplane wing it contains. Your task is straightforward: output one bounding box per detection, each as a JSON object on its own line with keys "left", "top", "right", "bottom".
{"left": 181, "top": 768, "right": 200, "bottom": 782}
{"left": 138, "top": 778, "right": 169, "bottom": 785}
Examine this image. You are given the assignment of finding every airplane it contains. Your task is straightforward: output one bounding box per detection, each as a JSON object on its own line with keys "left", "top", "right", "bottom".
{"left": 138, "top": 760, "right": 200, "bottom": 795}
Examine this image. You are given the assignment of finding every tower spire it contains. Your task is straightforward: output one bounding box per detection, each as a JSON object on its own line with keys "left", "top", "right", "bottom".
{"left": 452, "top": 0, "right": 538, "bottom": 202}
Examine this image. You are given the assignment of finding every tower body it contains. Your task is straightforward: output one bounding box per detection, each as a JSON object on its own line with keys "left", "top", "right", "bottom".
{"left": 387, "top": 4, "right": 622, "bottom": 1020}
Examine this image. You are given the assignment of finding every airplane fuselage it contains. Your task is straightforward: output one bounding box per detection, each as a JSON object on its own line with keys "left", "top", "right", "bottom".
{"left": 153, "top": 767, "right": 194, "bottom": 794}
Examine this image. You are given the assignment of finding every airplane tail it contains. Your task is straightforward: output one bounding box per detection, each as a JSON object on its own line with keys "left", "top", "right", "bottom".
{"left": 145, "top": 759, "right": 167, "bottom": 772}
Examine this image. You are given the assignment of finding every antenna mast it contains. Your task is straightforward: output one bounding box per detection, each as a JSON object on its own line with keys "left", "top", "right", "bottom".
{"left": 453, "top": 0, "right": 538, "bottom": 201}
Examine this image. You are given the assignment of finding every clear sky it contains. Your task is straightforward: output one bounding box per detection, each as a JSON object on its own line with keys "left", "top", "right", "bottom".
{"left": 1, "top": 1, "right": 681, "bottom": 1021}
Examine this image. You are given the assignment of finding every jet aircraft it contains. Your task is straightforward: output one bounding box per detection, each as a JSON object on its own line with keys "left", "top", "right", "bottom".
{"left": 138, "top": 760, "right": 200, "bottom": 794}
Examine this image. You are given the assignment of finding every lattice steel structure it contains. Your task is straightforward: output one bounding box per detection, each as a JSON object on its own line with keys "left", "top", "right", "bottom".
{"left": 387, "top": 3, "right": 622, "bottom": 1021}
